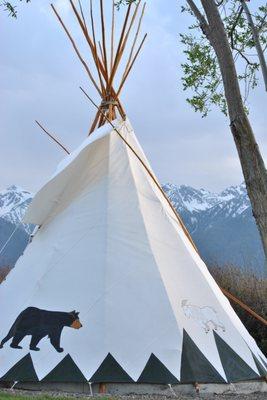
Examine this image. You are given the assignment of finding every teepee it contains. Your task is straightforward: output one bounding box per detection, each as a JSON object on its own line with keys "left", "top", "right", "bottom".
{"left": 0, "top": 0, "right": 266, "bottom": 388}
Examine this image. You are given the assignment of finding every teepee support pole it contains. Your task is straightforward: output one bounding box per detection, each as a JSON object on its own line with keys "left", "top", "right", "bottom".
{"left": 108, "top": 1, "right": 141, "bottom": 93}
{"left": 117, "top": 33, "right": 147, "bottom": 96}
{"left": 89, "top": 109, "right": 101, "bottom": 135}
{"left": 63, "top": 0, "right": 126, "bottom": 120}
{"left": 52, "top": 0, "right": 146, "bottom": 132}
{"left": 71, "top": 0, "right": 123, "bottom": 121}
{"left": 68, "top": 0, "right": 113, "bottom": 102}
{"left": 78, "top": 0, "right": 88, "bottom": 34}
{"left": 115, "top": 97, "right": 126, "bottom": 120}
{"left": 90, "top": 0, "right": 106, "bottom": 95}
{"left": 117, "top": 0, "right": 141, "bottom": 63}
{"left": 108, "top": 3, "right": 132, "bottom": 91}
{"left": 98, "top": 111, "right": 106, "bottom": 128}
{"left": 110, "top": 0, "right": 115, "bottom": 73}
{"left": 123, "top": 2, "right": 146, "bottom": 79}
{"left": 35, "top": 121, "right": 70, "bottom": 154}
{"left": 69, "top": 0, "right": 88, "bottom": 35}
{"left": 70, "top": 0, "right": 107, "bottom": 86}
{"left": 100, "top": 0, "right": 108, "bottom": 75}
{"left": 80, "top": 87, "right": 267, "bottom": 328}
{"left": 51, "top": 4, "right": 102, "bottom": 97}
{"left": 98, "top": 41, "right": 105, "bottom": 67}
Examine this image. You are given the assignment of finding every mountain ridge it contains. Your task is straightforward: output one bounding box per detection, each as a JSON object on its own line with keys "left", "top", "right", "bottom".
{"left": 163, "top": 182, "right": 264, "bottom": 276}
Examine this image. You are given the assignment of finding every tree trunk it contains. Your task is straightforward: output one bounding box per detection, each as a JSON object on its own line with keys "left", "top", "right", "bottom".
{"left": 200, "top": 0, "right": 267, "bottom": 269}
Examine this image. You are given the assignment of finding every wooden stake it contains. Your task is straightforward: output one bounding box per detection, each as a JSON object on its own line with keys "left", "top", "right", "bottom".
{"left": 35, "top": 120, "right": 70, "bottom": 154}
{"left": 99, "top": 383, "right": 106, "bottom": 394}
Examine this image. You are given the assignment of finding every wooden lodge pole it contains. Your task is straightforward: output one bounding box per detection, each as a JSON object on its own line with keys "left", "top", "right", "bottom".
{"left": 35, "top": 121, "right": 70, "bottom": 155}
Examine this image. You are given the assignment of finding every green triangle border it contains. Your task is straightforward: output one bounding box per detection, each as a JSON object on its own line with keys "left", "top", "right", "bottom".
{"left": 90, "top": 353, "right": 134, "bottom": 383}
{"left": 137, "top": 353, "right": 179, "bottom": 384}
{"left": 0, "top": 353, "right": 38, "bottom": 382}
{"left": 42, "top": 354, "right": 87, "bottom": 383}
{"left": 259, "top": 355, "right": 267, "bottom": 370}
{"left": 180, "top": 330, "right": 226, "bottom": 383}
{"left": 251, "top": 353, "right": 267, "bottom": 377}
{"left": 214, "top": 332, "right": 260, "bottom": 382}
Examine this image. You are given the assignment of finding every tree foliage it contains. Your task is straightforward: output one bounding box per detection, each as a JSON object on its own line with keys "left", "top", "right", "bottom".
{"left": 115, "top": 0, "right": 137, "bottom": 10}
{"left": 1, "top": 0, "right": 30, "bottom": 18}
{"left": 181, "top": 1, "right": 267, "bottom": 116}
{"left": 115, "top": 0, "right": 135, "bottom": 6}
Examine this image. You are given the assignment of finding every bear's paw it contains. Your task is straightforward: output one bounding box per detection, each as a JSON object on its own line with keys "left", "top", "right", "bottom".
{"left": 56, "top": 347, "right": 64, "bottom": 353}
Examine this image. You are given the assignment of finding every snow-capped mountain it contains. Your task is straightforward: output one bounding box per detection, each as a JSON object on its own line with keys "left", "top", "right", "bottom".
{"left": 163, "top": 183, "right": 219, "bottom": 213}
{"left": 163, "top": 183, "right": 264, "bottom": 276}
{"left": 163, "top": 182, "right": 249, "bottom": 215}
{"left": 0, "top": 185, "right": 33, "bottom": 234}
{"left": 0, "top": 186, "right": 34, "bottom": 268}
{"left": 0, "top": 183, "right": 265, "bottom": 276}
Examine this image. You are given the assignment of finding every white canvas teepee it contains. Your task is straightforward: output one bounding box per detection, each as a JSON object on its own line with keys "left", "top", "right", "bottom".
{"left": 0, "top": 119, "right": 266, "bottom": 384}
{"left": 0, "top": 0, "right": 266, "bottom": 386}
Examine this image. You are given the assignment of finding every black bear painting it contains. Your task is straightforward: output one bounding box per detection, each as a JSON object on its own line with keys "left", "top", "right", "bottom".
{"left": 0, "top": 307, "right": 82, "bottom": 352}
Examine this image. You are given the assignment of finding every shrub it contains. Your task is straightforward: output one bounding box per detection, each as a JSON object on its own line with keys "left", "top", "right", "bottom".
{"left": 209, "top": 265, "right": 267, "bottom": 355}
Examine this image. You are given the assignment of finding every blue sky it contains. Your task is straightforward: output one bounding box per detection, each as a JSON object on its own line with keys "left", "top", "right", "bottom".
{"left": 0, "top": 0, "right": 266, "bottom": 193}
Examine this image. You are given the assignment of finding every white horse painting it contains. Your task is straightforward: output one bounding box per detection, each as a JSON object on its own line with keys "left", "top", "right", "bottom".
{"left": 181, "top": 299, "right": 226, "bottom": 333}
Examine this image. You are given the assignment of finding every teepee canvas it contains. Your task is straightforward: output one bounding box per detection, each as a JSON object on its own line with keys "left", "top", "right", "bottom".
{"left": 0, "top": 0, "right": 266, "bottom": 386}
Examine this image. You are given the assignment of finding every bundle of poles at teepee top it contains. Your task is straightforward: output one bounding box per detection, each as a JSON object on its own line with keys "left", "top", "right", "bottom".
{"left": 51, "top": 0, "right": 147, "bottom": 135}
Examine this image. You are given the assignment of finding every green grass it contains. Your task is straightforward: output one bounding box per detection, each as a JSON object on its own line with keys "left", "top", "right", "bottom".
{"left": 0, "top": 392, "right": 109, "bottom": 400}
{"left": 0, "top": 394, "right": 65, "bottom": 400}
{"left": 0, "top": 396, "right": 44, "bottom": 399}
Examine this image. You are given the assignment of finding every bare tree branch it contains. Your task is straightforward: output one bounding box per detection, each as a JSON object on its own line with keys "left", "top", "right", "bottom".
{"left": 186, "top": 0, "right": 210, "bottom": 35}
{"left": 229, "top": 5, "right": 243, "bottom": 50}
{"left": 241, "top": 0, "right": 267, "bottom": 91}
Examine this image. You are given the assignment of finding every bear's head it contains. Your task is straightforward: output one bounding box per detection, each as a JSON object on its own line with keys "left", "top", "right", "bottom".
{"left": 69, "top": 310, "right": 82, "bottom": 329}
